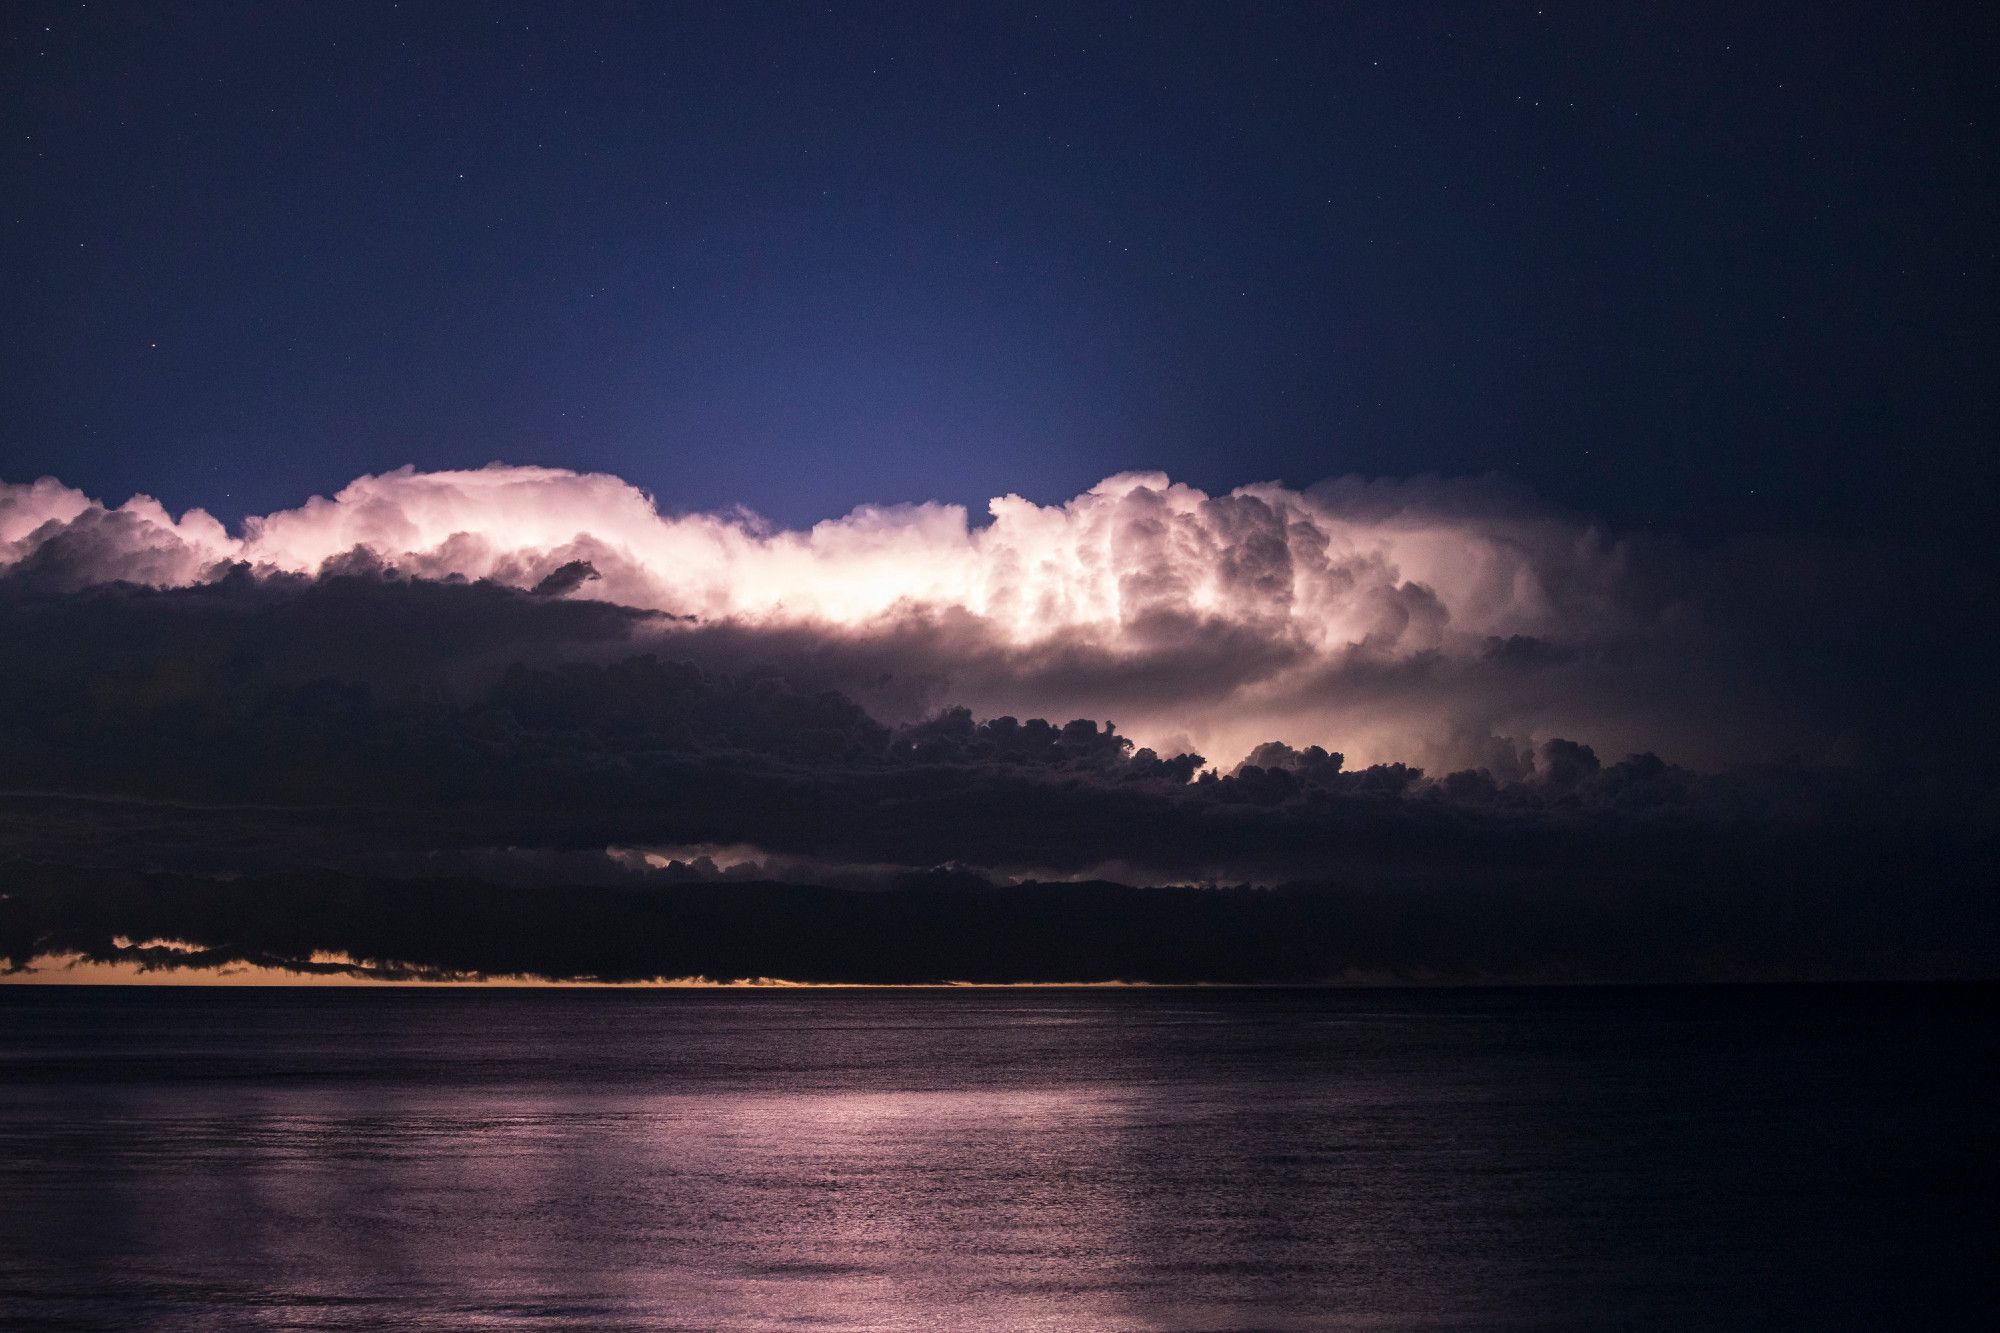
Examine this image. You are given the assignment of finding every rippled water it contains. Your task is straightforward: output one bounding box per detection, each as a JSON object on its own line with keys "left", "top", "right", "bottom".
{"left": 0, "top": 985, "right": 1990, "bottom": 1330}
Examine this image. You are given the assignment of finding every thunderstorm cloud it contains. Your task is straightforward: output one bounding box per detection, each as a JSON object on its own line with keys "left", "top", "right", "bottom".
{"left": 1, "top": 465, "right": 1992, "bottom": 984}
{"left": 0, "top": 462, "right": 1893, "bottom": 769}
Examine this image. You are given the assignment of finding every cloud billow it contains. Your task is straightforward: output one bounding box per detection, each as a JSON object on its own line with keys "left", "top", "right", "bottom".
{"left": 0, "top": 462, "right": 1857, "bottom": 770}
{"left": 1, "top": 464, "right": 1992, "bottom": 984}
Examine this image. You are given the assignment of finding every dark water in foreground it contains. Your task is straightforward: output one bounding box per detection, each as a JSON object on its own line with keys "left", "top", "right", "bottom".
{"left": 0, "top": 986, "right": 1991, "bottom": 1331}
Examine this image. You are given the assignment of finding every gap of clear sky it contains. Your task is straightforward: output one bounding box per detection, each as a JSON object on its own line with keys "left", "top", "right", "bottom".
{"left": 3, "top": 2, "right": 1993, "bottom": 553}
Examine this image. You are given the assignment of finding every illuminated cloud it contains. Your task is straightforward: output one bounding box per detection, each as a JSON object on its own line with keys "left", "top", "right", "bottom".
{"left": 0, "top": 463, "right": 1849, "bottom": 767}
{"left": 1, "top": 486, "right": 1992, "bottom": 985}
{"left": 4, "top": 463, "right": 1620, "bottom": 633}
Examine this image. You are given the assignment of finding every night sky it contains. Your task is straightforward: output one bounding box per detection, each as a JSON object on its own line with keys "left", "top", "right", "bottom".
{"left": 3, "top": 4, "right": 1997, "bottom": 985}
{"left": 6, "top": 2, "right": 1993, "bottom": 545}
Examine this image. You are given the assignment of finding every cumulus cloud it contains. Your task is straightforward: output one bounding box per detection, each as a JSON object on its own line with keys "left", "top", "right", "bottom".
{"left": 3, "top": 465, "right": 1616, "bottom": 633}
{"left": 0, "top": 525, "right": 1992, "bottom": 982}
{"left": 0, "top": 463, "right": 1835, "bottom": 768}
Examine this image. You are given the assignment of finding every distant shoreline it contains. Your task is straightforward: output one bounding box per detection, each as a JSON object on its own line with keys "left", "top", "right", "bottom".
{"left": 5, "top": 964, "right": 1991, "bottom": 993}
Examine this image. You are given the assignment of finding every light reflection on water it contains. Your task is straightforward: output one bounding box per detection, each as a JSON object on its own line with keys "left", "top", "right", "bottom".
{"left": 0, "top": 986, "right": 1990, "bottom": 1330}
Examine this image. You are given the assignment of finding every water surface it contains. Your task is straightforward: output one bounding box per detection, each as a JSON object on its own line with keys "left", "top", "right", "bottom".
{"left": 0, "top": 985, "right": 1991, "bottom": 1330}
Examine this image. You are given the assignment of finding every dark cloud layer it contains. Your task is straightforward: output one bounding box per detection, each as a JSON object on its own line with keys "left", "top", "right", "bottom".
{"left": 1, "top": 557, "right": 1994, "bottom": 984}
{"left": 4, "top": 861, "right": 1991, "bottom": 986}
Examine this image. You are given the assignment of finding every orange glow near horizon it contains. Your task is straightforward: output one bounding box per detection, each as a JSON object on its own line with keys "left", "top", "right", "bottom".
{"left": 1, "top": 952, "right": 1166, "bottom": 989}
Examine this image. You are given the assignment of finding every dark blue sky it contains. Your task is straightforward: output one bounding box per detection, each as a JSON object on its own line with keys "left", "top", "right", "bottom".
{"left": 4, "top": 2, "right": 1992, "bottom": 546}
